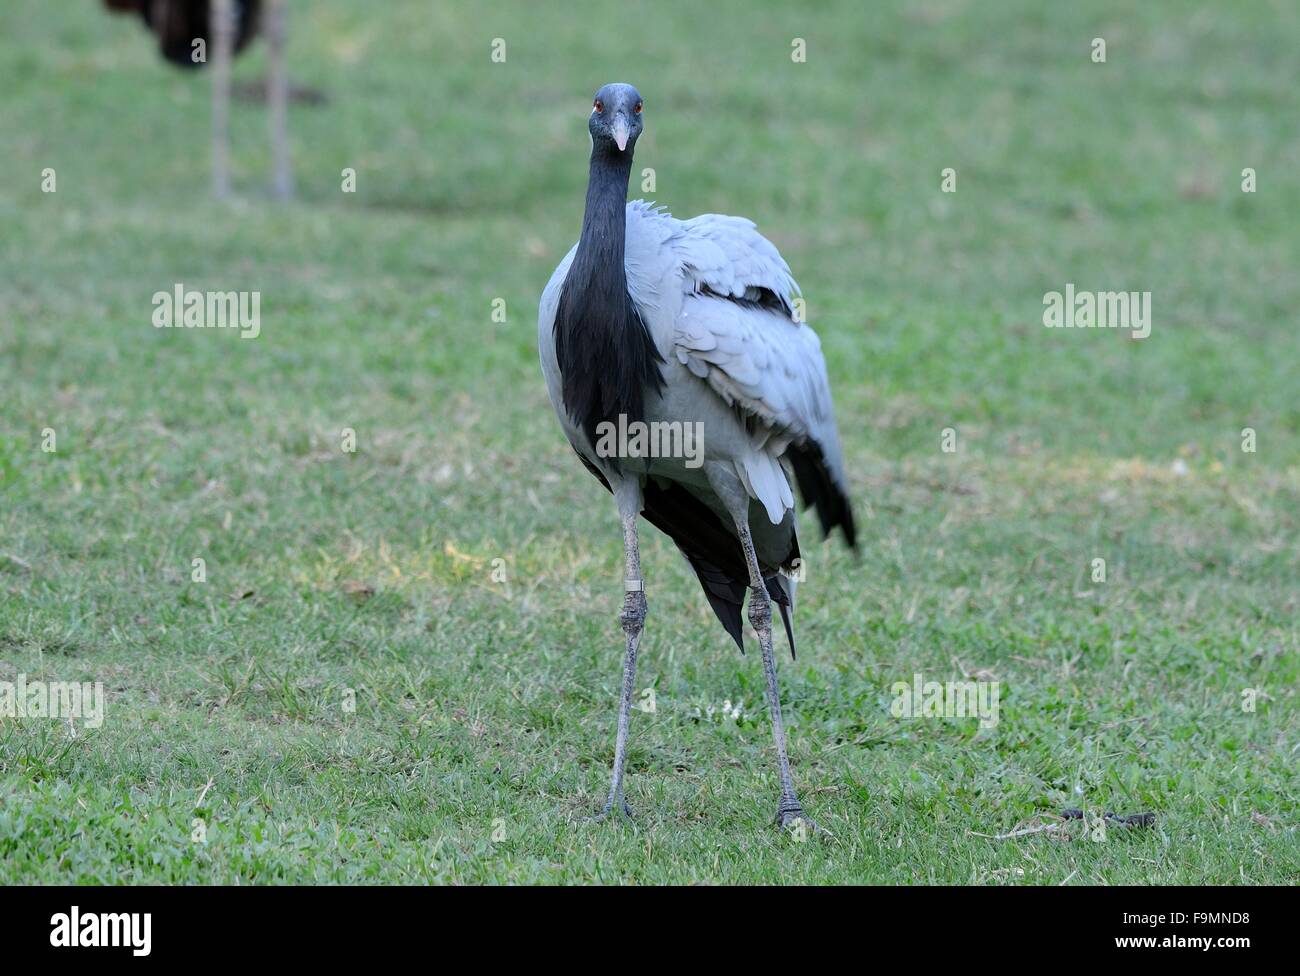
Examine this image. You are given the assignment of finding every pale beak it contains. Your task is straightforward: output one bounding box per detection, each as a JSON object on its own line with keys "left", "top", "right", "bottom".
{"left": 611, "top": 117, "right": 630, "bottom": 152}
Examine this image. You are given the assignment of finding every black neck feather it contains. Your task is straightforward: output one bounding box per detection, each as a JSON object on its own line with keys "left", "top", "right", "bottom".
{"left": 553, "top": 147, "right": 665, "bottom": 459}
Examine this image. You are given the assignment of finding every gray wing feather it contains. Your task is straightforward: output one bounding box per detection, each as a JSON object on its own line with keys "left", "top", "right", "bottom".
{"left": 676, "top": 213, "right": 800, "bottom": 309}
{"left": 668, "top": 215, "right": 848, "bottom": 491}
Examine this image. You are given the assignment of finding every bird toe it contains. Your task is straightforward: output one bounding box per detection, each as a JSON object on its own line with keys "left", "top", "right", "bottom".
{"left": 776, "top": 807, "right": 831, "bottom": 839}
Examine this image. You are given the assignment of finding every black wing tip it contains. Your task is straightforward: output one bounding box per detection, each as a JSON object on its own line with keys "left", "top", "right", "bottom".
{"left": 766, "top": 574, "right": 797, "bottom": 660}
{"left": 703, "top": 582, "right": 746, "bottom": 652}
{"left": 788, "top": 442, "right": 857, "bottom": 552}
{"left": 680, "top": 551, "right": 748, "bottom": 652}
{"left": 838, "top": 503, "right": 859, "bottom": 551}
{"left": 817, "top": 484, "right": 856, "bottom": 548}
{"left": 710, "top": 575, "right": 797, "bottom": 659}
{"left": 724, "top": 618, "right": 745, "bottom": 651}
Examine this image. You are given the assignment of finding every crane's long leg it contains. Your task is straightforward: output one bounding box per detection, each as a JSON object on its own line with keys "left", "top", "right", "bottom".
{"left": 265, "top": 0, "right": 294, "bottom": 200}
{"left": 592, "top": 508, "right": 645, "bottom": 822}
{"left": 594, "top": 513, "right": 646, "bottom": 820}
{"left": 211, "top": 0, "right": 234, "bottom": 199}
{"left": 733, "top": 518, "right": 820, "bottom": 832}
{"left": 705, "top": 464, "right": 822, "bottom": 834}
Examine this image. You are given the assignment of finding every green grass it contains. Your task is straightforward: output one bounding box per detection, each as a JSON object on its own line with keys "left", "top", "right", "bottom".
{"left": 0, "top": 0, "right": 1297, "bottom": 884}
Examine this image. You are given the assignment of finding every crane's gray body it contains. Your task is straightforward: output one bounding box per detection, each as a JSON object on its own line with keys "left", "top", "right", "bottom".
{"left": 538, "top": 201, "right": 849, "bottom": 576}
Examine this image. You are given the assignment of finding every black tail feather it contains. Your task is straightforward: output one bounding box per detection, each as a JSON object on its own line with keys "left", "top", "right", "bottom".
{"left": 682, "top": 557, "right": 796, "bottom": 658}
{"left": 787, "top": 442, "right": 856, "bottom": 549}
{"left": 571, "top": 449, "right": 806, "bottom": 658}
{"left": 686, "top": 555, "right": 746, "bottom": 651}
{"left": 639, "top": 478, "right": 798, "bottom": 659}
{"left": 767, "top": 573, "right": 797, "bottom": 659}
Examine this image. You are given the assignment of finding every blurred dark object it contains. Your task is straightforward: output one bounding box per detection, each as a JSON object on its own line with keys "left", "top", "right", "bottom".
{"left": 1060, "top": 808, "right": 1156, "bottom": 828}
{"left": 102, "top": 0, "right": 262, "bottom": 69}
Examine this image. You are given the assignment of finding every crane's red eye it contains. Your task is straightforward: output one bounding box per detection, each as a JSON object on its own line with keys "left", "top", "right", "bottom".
{"left": 634, "top": 102, "right": 642, "bottom": 114}
{"left": 594, "top": 99, "right": 603, "bottom": 112}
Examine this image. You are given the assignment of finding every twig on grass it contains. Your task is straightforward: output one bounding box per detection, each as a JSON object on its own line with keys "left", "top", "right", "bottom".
{"left": 972, "top": 809, "right": 1156, "bottom": 841}
{"left": 970, "top": 816, "right": 1068, "bottom": 841}
{"left": 195, "top": 776, "right": 216, "bottom": 809}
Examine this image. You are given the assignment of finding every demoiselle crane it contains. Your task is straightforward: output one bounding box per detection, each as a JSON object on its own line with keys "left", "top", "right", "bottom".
{"left": 539, "top": 84, "right": 856, "bottom": 832}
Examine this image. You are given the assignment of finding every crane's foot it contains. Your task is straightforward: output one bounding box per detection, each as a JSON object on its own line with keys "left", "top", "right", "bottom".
{"left": 586, "top": 797, "right": 634, "bottom": 825}
{"left": 776, "top": 803, "right": 831, "bottom": 838}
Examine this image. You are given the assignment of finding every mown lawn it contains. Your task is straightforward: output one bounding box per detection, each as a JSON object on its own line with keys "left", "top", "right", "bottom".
{"left": 0, "top": 0, "right": 1296, "bottom": 883}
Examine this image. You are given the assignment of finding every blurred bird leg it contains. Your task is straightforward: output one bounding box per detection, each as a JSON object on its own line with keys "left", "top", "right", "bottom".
{"left": 266, "top": 0, "right": 293, "bottom": 200}
{"left": 211, "top": 0, "right": 233, "bottom": 198}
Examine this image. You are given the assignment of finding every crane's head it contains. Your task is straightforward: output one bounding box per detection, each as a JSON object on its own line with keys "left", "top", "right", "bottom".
{"left": 589, "top": 83, "right": 643, "bottom": 155}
